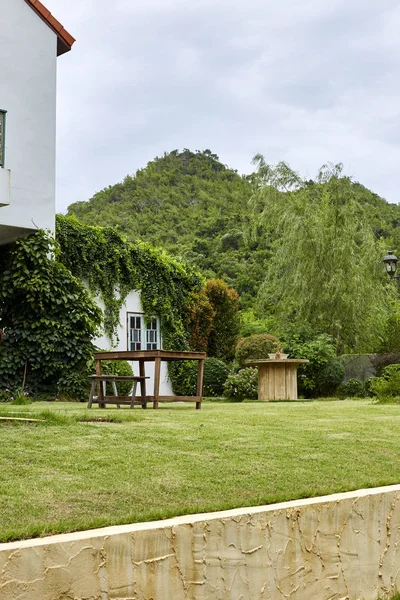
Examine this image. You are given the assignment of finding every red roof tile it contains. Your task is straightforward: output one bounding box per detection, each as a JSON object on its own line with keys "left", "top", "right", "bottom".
{"left": 24, "top": 0, "right": 75, "bottom": 56}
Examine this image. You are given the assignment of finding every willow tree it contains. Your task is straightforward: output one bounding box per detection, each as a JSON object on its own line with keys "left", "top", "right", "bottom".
{"left": 251, "top": 159, "right": 393, "bottom": 353}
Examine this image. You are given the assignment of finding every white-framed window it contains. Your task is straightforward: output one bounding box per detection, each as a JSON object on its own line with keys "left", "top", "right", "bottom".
{"left": 127, "top": 313, "right": 160, "bottom": 351}
{"left": 0, "top": 110, "right": 6, "bottom": 168}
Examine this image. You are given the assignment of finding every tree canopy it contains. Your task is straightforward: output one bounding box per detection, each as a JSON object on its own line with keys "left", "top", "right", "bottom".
{"left": 66, "top": 149, "right": 400, "bottom": 353}
{"left": 251, "top": 160, "right": 395, "bottom": 352}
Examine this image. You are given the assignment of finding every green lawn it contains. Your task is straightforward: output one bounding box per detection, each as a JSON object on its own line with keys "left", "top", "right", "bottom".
{"left": 1, "top": 399, "right": 400, "bottom": 543}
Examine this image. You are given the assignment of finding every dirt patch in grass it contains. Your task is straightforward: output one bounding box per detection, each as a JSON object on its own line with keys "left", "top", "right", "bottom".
{"left": 77, "top": 416, "right": 123, "bottom": 423}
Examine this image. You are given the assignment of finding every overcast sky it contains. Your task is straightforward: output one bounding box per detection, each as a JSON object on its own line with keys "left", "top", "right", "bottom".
{"left": 45, "top": 0, "right": 400, "bottom": 213}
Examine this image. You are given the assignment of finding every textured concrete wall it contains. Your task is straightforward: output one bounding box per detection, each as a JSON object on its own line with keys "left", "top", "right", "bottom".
{"left": 1, "top": 485, "right": 400, "bottom": 600}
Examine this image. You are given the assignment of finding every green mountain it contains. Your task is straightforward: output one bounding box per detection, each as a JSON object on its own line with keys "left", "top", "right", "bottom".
{"left": 66, "top": 150, "right": 400, "bottom": 311}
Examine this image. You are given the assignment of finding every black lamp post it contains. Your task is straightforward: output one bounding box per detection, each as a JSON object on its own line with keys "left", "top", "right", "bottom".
{"left": 383, "top": 250, "right": 400, "bottom": 281}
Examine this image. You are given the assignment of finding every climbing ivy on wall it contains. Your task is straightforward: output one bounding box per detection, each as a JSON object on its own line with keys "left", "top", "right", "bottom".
{"left": 56, "top": 215, "right": 203, "bottom": 350}
{"left": 0, "top": 231, "right": 102, "bottom": 393}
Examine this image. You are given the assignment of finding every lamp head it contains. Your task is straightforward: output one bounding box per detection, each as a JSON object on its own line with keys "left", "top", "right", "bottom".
{"left": 383, "top": 250, "right": 399, "bottom": 277}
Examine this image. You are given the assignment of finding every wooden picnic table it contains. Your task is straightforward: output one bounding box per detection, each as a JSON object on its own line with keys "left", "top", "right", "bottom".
{"left": 92, "top": 350, "right": 206, "bottom": 409}
{"left": 88, "top": 374, "right": 149, "bottom": 409}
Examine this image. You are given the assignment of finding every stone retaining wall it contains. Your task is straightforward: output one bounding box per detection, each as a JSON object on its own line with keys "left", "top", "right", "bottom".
{"left": 1, "top": 485, "right": 400, "bottom": 600}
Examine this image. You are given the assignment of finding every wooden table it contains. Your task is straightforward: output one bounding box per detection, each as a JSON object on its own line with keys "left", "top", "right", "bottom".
{"left": 245, "top": 359, "right": 309, "bottom": 401}
{"left": 94, "top": 350, "right": 206, "bottom": 409}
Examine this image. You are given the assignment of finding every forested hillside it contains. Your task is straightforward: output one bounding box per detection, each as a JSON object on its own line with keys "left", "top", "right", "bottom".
{"left": 67, "top": 150, "right": 400, "bottom": 317}
{"left": 67, "top": 150, "right": 267, "bottom": 307}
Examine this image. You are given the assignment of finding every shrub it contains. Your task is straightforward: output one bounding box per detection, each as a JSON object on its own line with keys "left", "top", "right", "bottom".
{"left": 379, "top": 363, "right": 400, "bottom": 380}
{"left": 10, "top": 392, "right": 32, "bottom": 405}
{"left": 364, "top": 377, "right": 374, "bottom": 396}
{"left": 0, "top": 388, "right": 13, "bottom": 403}
{"left": 235, "top": 334, "right": 279, "bottom": 368}
{"left": 281, "top": 333, "right": 344, "bottom": 397}
{"left": 168, "top": 361, "right": 197, "bottom": 396}
{"left": 58, "top": 370, "right": 92, "bottom": 401}
{"left": 370, "top": 363, "right": 400, "bottom": 403}
{"left": 202, "top": 358, "right": 231, "bottom": 396}
{"left": 223, "top": 368, "right": 258, "bottom": 400}
{"left": 0, "top": 388, "right": 32, "bottom": 404}
{"left": 316, "top": 358, "right": 345, "bottom": 397}
{"left": 169, "top": 357, "right": 231, "bottom": 397}
{"left": 337, "top": 378, "right": 365, "bottom": 398}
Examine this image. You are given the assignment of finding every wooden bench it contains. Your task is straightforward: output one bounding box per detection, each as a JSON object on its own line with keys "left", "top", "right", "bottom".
{"left": 87, "top": 375, "right": 149, "bottom": 409}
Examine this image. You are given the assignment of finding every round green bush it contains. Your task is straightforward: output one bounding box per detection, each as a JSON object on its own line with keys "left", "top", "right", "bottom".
{"left": 169, "top": 357, "right": 231, "bottom": 397}
{"left": 223, "top": 367, "right": 258, "bottom": 400}
{"left": 369, "top": 363, "right": 400, "bottom": 402}
{"left": 202, "top": 358, "right": 231, "bottom": 396}
{"left": 235, "top": 334, "right": 279, "bottom": 368}
{"left": 168, "top": 361, "right": 197, "bottom": 396}
{"left": 337, "top": 378, "right": 365, "bottom": 398}
{"left": 315, "top": 358, "right": 345, "bottom": 396}
{"left": 380, "top": 363, "right": 400, "bottom": 380}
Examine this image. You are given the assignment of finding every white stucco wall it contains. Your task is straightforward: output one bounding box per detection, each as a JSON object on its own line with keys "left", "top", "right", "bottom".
{"left": 94, "top": 290, "right": 174, "bottom": 396}
{"left": 0, "top": 0, "right": 57, "bottom": 245}
{"left": 1, "top": 485, "right": 400, "bottom": 600}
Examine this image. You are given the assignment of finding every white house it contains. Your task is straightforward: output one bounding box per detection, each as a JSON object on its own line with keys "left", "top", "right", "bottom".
{"left": 0, "top": 2, "right": 173, "bottom": 395}
{"left": 94, "top": 291, "right": 173, "bottom": 396}
{"left": 0, "top": 0, "right": 74, "bottom": 245}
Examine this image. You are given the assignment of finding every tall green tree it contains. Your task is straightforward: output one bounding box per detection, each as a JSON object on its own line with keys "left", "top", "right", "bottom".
{"left": 251, "top": 160, "right": 393, "bottom": 353}
{"left": 204, "top": 279, "right": 240, "bottom": 361}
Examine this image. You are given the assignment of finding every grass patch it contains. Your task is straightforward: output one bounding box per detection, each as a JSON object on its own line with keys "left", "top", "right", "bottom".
{"left": 1, "top": 399, "right": 400, "bottom": 543}
{"left": 0, "top": 408, "right": 72, "bottom": 426}
{"left": 10, "top": 396, "right": 32, "bottom": 406}
{"left": 76, "top": 416, "right": 124, "bottom": 423}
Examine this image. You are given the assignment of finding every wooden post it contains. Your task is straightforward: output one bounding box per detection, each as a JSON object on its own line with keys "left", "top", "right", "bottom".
{"left": 139, "top": 359, "right": 147, "bottom": 409}
{"left": 96, "top": 359, "right": 105, "bottom": 408}
{"left": 153, "top": 357, "right": 161, "bottom": 409}
{"left": 196, "top": 358, "right": 205, "bottom": 410}
{"left": 130, "top": 380, "right": 137, "bottom": 409}
{"left": 87, "top": 378, "right": 96, "bottom": 408}
{"left": 111, "top": 379, "right": 120, "bottom": 409}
